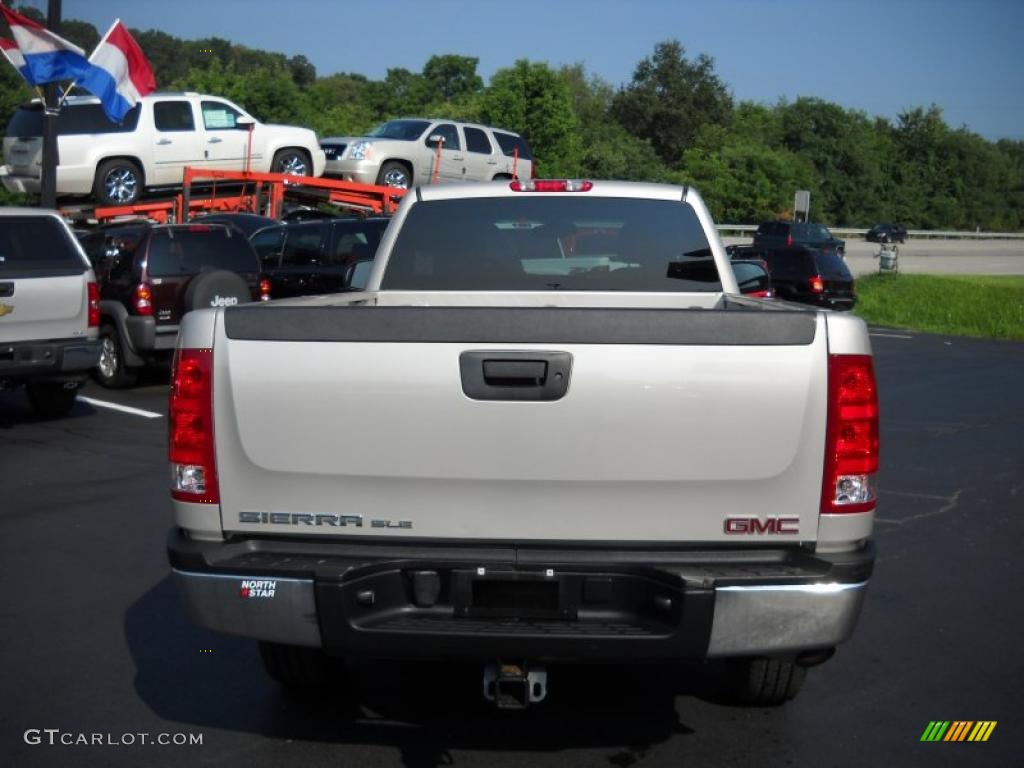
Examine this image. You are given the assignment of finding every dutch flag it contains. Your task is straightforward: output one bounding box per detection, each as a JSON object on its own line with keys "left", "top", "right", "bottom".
{"left": 0, "top": 36, "right": 30, "bottom": 82}
{"left": 0, "top": 5, "right": 92, "bottom": 85}
{"left": 76, "top": 19, "right": 156, "bottom": 124}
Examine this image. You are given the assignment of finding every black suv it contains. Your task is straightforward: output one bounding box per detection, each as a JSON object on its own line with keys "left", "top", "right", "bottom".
{"left": 865, "top": 223, "right": 907, "bottom": 244}
{"left": 79, "top": 222, "right": 265, "bottom": 386}
{"left": 761, "top": 246, "right": 856, "bottom": 310}
{"left": 754, "top": 221, "right": 845, "bottom": 255}
{"left": 251, "top": 216, "right": 390, "bottom": 298}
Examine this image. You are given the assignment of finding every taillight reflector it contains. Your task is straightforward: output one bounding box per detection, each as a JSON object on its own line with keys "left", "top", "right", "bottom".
{"left": 809, "top": 275, "right": 825, "bottom": 293}
{"left": 169, "top": 348, "right": 219, "bottom": 504}
{"left": 822, "top": 354, "right": 879, "bottom": 514}
{"left": 259, "top": 278, "right": 271, "bottom": 301}
{"left": 134, "top": 282, "right": 153, "bottom": 316}
{"left": 87, "top": 281, "right": 100, "bottom": 327}
{"left": 510, "top": 179, "right": 592, "bottom": 192}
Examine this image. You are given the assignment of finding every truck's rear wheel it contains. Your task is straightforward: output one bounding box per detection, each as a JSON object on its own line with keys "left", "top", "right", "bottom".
{"left": 94, "top": 325, "right": 138, "bottom": 388}
{"left": 258, "top": 641, "right": 338, "bottom": 689}
{"left": 725, "top": 657, "right": 807, "bottom": 706}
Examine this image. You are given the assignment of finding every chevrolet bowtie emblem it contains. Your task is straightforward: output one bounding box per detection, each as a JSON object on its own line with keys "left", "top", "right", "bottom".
{"left": 0, "top": 302, "right": 13, "bottom": 317}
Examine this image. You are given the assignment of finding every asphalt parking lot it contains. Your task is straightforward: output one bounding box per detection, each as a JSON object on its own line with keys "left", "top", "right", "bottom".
{"left": 1, "top": 330, "right": 1021, "bottom": 768}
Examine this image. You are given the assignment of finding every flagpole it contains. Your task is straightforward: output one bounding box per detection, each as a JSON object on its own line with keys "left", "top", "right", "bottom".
{"left": 41, "top": 0, "right": 62, "bottom": 209}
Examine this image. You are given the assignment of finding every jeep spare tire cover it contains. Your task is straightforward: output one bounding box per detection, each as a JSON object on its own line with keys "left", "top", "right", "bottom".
{"left": 183, "top": 270, "right": 252, "bottom": 312}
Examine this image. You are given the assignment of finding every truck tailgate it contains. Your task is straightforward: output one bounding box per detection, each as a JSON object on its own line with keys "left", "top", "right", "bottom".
{"left": 214, "top": 305, "right": 828, "bottom": 543}
{"left": 0, "top": 274, "right": 89, "bottom": 344}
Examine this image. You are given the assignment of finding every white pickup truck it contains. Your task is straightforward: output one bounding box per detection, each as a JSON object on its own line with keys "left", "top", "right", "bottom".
{"left": 167, "top": 180, "right": 879, "bottom": 708}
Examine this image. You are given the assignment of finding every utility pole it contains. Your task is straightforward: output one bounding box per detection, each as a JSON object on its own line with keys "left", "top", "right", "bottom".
{"left": 40, "top": 0, "right": 62, "bottom": 209}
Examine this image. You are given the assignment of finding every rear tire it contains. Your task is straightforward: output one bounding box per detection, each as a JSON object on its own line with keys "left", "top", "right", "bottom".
{"left": 26, "top": 381, "right": 79, "bottom": 418}
{"left": 94, "top": 158, "right": 143, "bottom": 206}
{"left": 724, "top": 657, "right": 807, "bottom": 706}
{"left": 94, "top": 325, "right": 138, "bottom": 389}
{"left": 258, "top": 642, "right": 339, "bottom": 689}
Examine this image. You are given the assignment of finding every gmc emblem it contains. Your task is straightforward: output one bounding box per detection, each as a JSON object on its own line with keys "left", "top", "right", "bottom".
{"left": 724, "top": 516, "right": 800, "bottom": 535}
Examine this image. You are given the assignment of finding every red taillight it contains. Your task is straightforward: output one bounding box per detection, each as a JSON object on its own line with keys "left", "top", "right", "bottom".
{"left": 133, "top": 282, "right": 153, "bottom": 316}
{"left": 531, "top": 162, "right": 537, "bottom": 179}
{"left": 169, "top": 348, "right": 219, "bottom": 504}
{"left": 786, "top": 234, "right": 793, "bottom": 246}
{"left": 822, "top": 354, "right": 879, "bottom": 514}
{"left": 809, "top": 275, "right": 825, "bottom": 293}
{"left": 87, "top": 281, "right": 100, "bottom": 327}
{"left": 510, "top": 179, "right": 592, "bottom": 192}
{"left": 259, "top": 278, "right": 271, "bottom": 301}
{"left": 748, "top": 289, "right": 773, "bottom": 298}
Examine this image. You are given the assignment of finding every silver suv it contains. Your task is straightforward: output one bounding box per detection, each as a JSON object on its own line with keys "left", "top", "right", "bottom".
{"left": 0, "top": 208, "right": 101, "bottom": 417}
{"left": 320, "top": 119, "right": 534, "bottom": 189}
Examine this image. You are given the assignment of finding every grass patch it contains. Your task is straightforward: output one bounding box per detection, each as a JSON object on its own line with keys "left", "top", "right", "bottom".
{"left": 854, "top": 274, "right": 1024, "bottom": 340}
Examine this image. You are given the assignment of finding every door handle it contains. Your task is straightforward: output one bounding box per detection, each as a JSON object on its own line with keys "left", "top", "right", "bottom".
{"left": 487, "top": 159, "right": 498, "bottom": 165}
{"left": 157, "top": 139, "right": 172, "bottom": 145}
{"left": 208, "top": 137, "right": 223, "bottom": 144}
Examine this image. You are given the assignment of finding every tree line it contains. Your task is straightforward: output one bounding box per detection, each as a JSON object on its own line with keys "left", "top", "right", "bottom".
{"left": 1, "top": 10, "right": 1021, "bottom": 230}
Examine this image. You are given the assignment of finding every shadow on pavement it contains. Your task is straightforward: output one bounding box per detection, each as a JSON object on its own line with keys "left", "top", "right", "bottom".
{"left": 126, "top": 577, "right": 708, "bottom": 766}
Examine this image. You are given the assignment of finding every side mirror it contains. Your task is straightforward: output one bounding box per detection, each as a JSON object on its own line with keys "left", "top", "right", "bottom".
{"left": 236, "top": 115, "right": 256, "bottom": 129}
{"left": 427, "top": 134, "right": 446, "bottom": 146}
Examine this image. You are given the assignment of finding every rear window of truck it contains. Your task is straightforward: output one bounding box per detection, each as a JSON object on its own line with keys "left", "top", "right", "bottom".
{"left": 0, "top": 216, "right": 85, "bottom": 277}
{"left": 382, "top": 197, "right": 719, "bottom": 292}
{"left": 146, "top": 228, "right": 258, "bottom": 277}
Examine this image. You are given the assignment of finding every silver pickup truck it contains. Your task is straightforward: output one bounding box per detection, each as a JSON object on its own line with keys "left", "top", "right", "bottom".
{"left": 0, "top": 208, "right": 101, "bottom": 416}
{"left": 168, "top": 180, "right": 879, "bottom": 708}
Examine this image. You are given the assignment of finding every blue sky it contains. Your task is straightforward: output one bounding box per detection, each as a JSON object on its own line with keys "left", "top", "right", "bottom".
{"left": 40, "top": 0, "right": 1024, "bottom": 140}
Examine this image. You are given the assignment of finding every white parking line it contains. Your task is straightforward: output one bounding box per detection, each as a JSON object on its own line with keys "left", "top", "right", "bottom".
{"left": 870, "top": 332, "right": 915, "bottom": 339}
{"left": 79, "top": 396, "right": 163, "bottom": 419}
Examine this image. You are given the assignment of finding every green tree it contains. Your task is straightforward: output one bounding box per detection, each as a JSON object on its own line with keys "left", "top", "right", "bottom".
{"left": 288, "top": 55, "right": 316, "bottom": 88}
{"left": 776, "top": 98, "right": 889, "bottom": 225}
{"left": 681, "top": 131, "right": 816, "bottom": 222}
{"left": 610, "top": 40, "right": 732, "bottom": 168}
{"left": 559, "top": 64, "right": 667, "bottom": 181}
{"left": 479, "top": 60, "right": 581, "bottom": 177}
{"left": 422, "top": 55, "right": 482, "bottom": 102}
{"left": 171, "top": 59, "right": 305, "bottom": 125}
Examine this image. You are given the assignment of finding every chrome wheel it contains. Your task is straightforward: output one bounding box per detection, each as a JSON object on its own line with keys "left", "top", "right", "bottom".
{"left": 275, "top": 152, "right": 308, "bottom": 176}
{"left": 98, "top": 334, "right": 118, "bottom": 380}
{"left": 381, "top": 167, "right": 409, "bottom": 188}
{"left": 104, "top": 168, "right": 138, "bottom": 204}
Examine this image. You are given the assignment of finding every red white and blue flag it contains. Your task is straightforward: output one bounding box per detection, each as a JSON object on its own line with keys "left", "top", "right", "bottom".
{"left": 0, "top": 4, "right": 92, "bottom": 85}
{"left": 0, "top": 36, "right": 29, "bottom": 81}
{"left": 77, "top": 19, "right": 156, "bottom": 123}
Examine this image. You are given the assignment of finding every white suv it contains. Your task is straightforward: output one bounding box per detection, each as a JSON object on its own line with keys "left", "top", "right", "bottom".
{"left": 2, "top": 92, "right": 326, "bottom": 206}
{"left": 320, "top": 118, "right": 534, "bottom": 189}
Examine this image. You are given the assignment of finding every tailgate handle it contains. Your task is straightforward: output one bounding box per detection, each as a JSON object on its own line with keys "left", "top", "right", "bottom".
{"left": 482, "top": 359, "right": 547, "bottom": 386}
{"left": 0, "top": 282, "right": 13, "bottom": 298}
{"left": 461, "top": 351, "right": 572, "bottom": 402}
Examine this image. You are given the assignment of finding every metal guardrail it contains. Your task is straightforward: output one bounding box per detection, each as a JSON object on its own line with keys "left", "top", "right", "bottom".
{"left": 716, "top": 225, "right": 1024, "bottom": 240}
